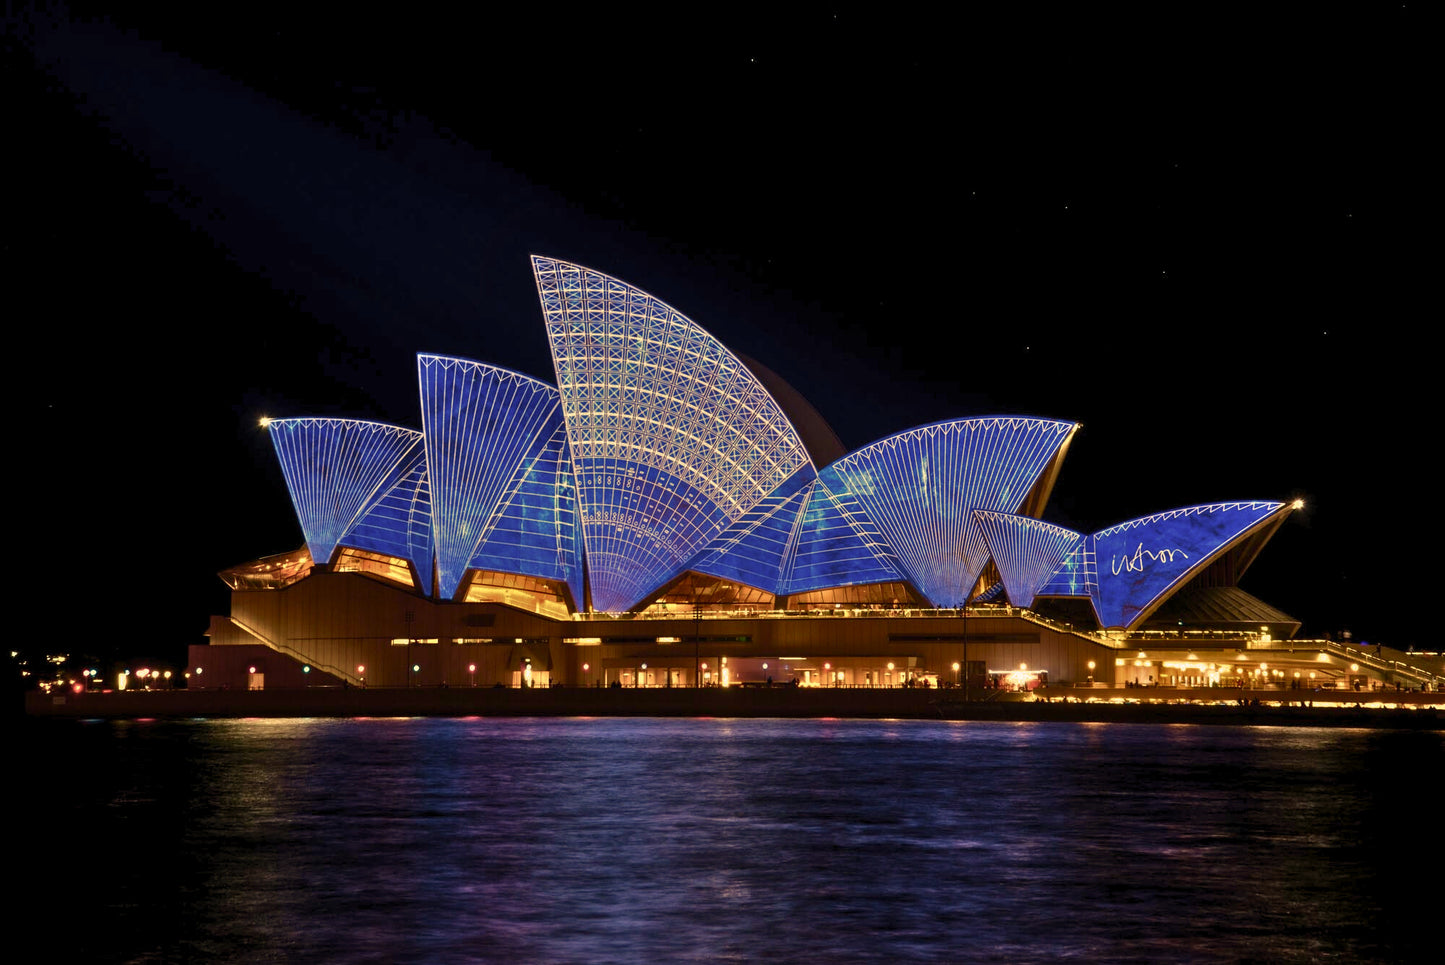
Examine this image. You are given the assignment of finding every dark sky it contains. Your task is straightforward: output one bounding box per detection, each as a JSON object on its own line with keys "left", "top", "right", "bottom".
{"left": 6, "top": 3, "right": 1429, "bottom": 660}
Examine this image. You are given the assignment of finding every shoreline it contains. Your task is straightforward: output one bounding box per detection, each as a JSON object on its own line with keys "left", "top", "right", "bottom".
{"left": 23, "top": 687, "right": 1445, "bottom": 729}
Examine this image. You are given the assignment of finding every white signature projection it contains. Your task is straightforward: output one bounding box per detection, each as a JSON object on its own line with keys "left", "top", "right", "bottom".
{"left": 1111, "top": 542, "right": 1190, "bottom": 576}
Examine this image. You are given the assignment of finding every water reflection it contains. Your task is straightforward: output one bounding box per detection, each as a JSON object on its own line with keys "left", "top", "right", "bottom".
{"left": 18, "top": 718, "right": 1441, "bottom": 963}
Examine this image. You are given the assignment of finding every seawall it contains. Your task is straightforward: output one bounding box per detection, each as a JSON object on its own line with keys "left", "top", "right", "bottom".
{"left": 24, "top": 686, "right": 1445, "bottom": 729}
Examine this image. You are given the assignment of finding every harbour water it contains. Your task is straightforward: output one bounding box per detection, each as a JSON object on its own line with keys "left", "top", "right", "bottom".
{"left": 17, "top": 717, "right": 1442, "bottom": 963}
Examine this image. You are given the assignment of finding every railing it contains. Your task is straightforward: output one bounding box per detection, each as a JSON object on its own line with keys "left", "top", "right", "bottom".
{"left": 1247, "top": 638, "right": 1445, "bottom": 687}
{"left": 228, "top": 617, "right": 363, "bottom": 687}
{"left": 577, "top": 605, "right": 1121, "bottom": 645}
{"left": 1115, "top": 628, "right": 1287, "bottom": 644}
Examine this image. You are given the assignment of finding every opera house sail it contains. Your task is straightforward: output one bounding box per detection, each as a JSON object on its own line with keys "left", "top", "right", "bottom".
{"left": 533, "top": 257, "right": 813, "bottom": 612}
{"left": 206, "top": 255, "right": 1311, "bottom": 692}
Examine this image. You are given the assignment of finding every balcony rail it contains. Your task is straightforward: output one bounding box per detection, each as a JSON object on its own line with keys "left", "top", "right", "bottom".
{"left": 1246, "top": 638, "right": 1444, "bottom": 687}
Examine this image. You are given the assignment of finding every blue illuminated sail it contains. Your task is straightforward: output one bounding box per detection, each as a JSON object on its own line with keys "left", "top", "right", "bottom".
{"left": 533, "top": 256, "right": 813, "bottom": 611}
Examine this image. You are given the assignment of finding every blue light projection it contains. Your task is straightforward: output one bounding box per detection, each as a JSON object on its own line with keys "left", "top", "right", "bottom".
{"left": 258, "top": 259, "right": 1297, "bottom": 623}
{"left": 785, "top": 479, "right": 907, "bottom": 594}
{"left": 340, "top": 442, "right": 434, "bottom": 596}
{"left": 533, "top": 256, "right": 812, "bottom": 611}
{"left": 465, "top": 416, "right": 585, "bottom": 609}
{"left": 1037, "top": 541, "right": 1096, "bottom": 599}
{"left": 418, "top": 354, "right": 581, "bottom": 601}
{"left": 975, "top": 511, "right": 1082, "bottom": 608}
{"left": 822, "top": 418, "right": 1078, "bottom": 607}
{"left": 268, "top": 418, "right": 426, "bottom": 571}
{"left": 686, "top": 465, "right": 814, "bottom": 595}
{"left": 1088, "top": 501, "right": 1289, "bottom": 629}
{"left": 685, "top": 468, "right": 910, "bottom": 598}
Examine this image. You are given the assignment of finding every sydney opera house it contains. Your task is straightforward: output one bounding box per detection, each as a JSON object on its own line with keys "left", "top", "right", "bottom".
{"left": 194, "top": 256, "right": 1311, "bottom": 692}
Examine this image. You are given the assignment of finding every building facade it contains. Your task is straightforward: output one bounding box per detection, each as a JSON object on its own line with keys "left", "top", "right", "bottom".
{"left": 195, "top": 257, "right": 1305, "bottom": 691}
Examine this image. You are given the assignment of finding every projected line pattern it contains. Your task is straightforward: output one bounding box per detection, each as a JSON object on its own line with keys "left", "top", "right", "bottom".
{"left": 823, "top": 417, "right": 1077, "bottom": 607}
{"left": 466, "top": 415, "right": 585, "bottom": 609}
{"left": 253, "top": 258, "right": 1299, "bottom": 630}
{"left": 268, "top": 418, "right": 426, "bottom": 571}
{"left": 974, "top": 511, "right": 1083, "bottom": 608}
{"left": 419, "top": 354, "right": 581, "bottom": 601}
{"left": 1089, "top": 500, "right": 1289, "bottom": 629}
{"left": 534, "top": 255, "right": 811, "bottom": 611}
{"left": 1038, "top": 541, "right": 1096, "bottom": 599}
{"left": 342, "top": 442, "right": 434, "bottom": 597}
{"left": 785, "top": 478, "right": 907, "bottom": 594}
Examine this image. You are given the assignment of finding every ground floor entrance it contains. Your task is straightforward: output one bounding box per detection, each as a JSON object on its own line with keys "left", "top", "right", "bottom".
{"left": 593, "top": 655, "right": 1004, "bottom": 689}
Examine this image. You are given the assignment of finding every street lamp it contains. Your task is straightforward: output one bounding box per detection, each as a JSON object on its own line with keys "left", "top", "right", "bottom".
{"left": 959, "top": 588, "right": 974, "bottom": 702}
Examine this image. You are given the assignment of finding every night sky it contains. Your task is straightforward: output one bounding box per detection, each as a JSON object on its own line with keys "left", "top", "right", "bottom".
{"left": 6, "top": 4, "right": 1429, "bottom": 663}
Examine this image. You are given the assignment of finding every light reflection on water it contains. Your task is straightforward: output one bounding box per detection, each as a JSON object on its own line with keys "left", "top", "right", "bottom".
{"left": 19, "top": 718, "right": 1442, "bottom": 963}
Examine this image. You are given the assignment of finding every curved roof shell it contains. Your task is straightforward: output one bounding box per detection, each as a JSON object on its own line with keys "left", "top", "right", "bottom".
{"left": 418, "top": 354, "right": 583, "bottom": 603}
{"left": 257, "top": 258, "right": 1294, "bottom": 624}
{"left": 683, "top": 468, "right": 908, "bottom": 598}
{"left": 1035, "top": 501, "right": 1297, "bottom": 630}
{"left": 532, "top": 256, "right": 814, "bottom": 611}
{"left": 820, "top": 417, "right": 1079, "bottom": 607}
{"left": 267, "top": 418, "right": 433, "bottom": 594}
{"left": 975, "top": 511, "right": 1083, "bottom": 608}
{"left": 1088, "top": 500, "right": 1291, "bottom": 630}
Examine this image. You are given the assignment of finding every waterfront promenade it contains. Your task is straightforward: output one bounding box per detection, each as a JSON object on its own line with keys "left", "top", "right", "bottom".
{"left": 25, "top": 685, "right": 1445, "bottom": 728}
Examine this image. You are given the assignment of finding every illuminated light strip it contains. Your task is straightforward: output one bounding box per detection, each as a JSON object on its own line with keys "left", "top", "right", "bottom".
{"left": 824, "top": 418, "right": 1077, "bottom": 606}
{"left": 268, "top": 418, "right": 425, "bottom": 569}
{"left": 1093, "top": 501, "right": 1285, "bottom": 539}
{"left": 974, "top": 511, "right": 1083, "bottom": 607}
{"left": 533, "top": 256, "right": 813, "bottom": 611}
